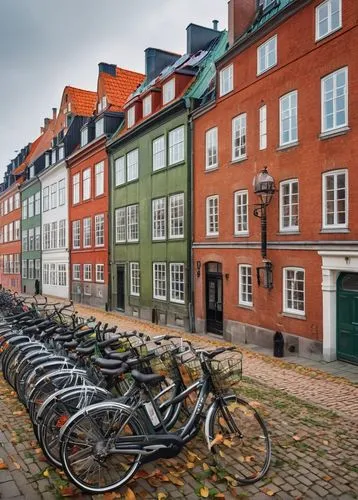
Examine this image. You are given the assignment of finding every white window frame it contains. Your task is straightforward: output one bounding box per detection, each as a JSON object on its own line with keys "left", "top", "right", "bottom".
{"left": 239, "top": 264, "right": 253, "bottom": 307}
{"left": 127, "top": 149, "right": 138, "bottom": 182}
{"left": 81, "top": 127, "right": 88, "bottom": 147}
{"left": 95, "top": 118, "right": 104, "bottom": 138}
{"left": 35, "top": 191, "right": 40, "bottom": 215}
{"left": 143, "top": 95, "right": 152, "bottom": 117}
{"left": 127, "top": 204, "right": 139, "bottom": 242}
{"left": 169, "top": 126, "right": 184, "bottom": 165}
{"left": 95, "top": 161, "right": 104, "bottom": 197}
{"left": 15, "top": 220, "right": 20, "bottom": 241}
{"left": 153, "top": 136, "right": 166, "bottom": 171}
{"left": 169, "top": 263, "right": 185, "bottom": 304}
{"left": 115, "top": 156, "right": 126, "bottom": 186}
{"left": 59, "top": 219, "right": 66, "bottom": 248}
{"left": 22, "top": 199, "right": 28, "bottom": 219}
{"left": 206, "top": 195, "right": 219, "bottom": 236}
{"left": 35, "top": 226, "right": 41, "bottom": 250}
{"left": 50, "top": 221, "right": 57, "bottom": 249}
{"left": 28, "top": 195, "right": 34, "bottom": 218}
{"left": 127, "top": 106, "right": 135, "bottom": 128}
{"left": 321, "top": 67, "right": 348, "bottom": 133}
{"left": 280, "top": 91, "right": 298, "bottom": 146}
{"left": 35, "top": 259, "right": 40, "bottom": 280}
{"left": 83, "top": 168, "right": 91, "bottom": 201}
{"left": 283, "top": 267, "right": 305, "bottom": 316}
{"left": 83, "top": 264, "right": 92, "bottom": 282}
{"left": 72, "top": 220, "right": 80, "bottom": 249}
{"left": 22, "top": 260, "right": 27, "bottom": 279}
{"left": 83, "top": 217, "right": 92, "bottom": 248}
{"left": 58, "top": 179, "right": 65, "bottom": 206}
{"left": 169, "top": 193, "right": 184, "bottom": 239}
{"left": 153, "top": 262, "right": 166, "bottom": 300}
{"left": 73, "top": 173, "right": 80, "bottom": 204}
{"left": 58, "top": 145, "right": 65, "bottom": 161}
{"left": 130, "top": 262, "right": 140, "bottom": 296}
{"left": 43, "top": 263, "right": 49, "bottom": 285}
{"left": 257, "top": 35, "right": 277, "bottom": 75}
{"left": 315, "top": 0, "right": 342, "bottom": 41}
{"left": 50, "top": 183, "right": 57, "bottom": 209}
{"left": 73, "top": 264, "right": 81, "bottom": 281}
{"left": 205, "top": 127, "right": 218, "bottom": 170}
{"left": 115, "top": 207, "right": 126, "bottom": 243}
{"left": 163, "top": 78, "right": 175, "bottom": 105}
{"left": 58, "top": 264, "right": 67, "bottom": 287}
{"left": 259, "top": 105, "right": 267, "bottom": 150}
{"left": 96, "top": 264, "right": 105, "bottom": 283}
{"left": 152, "top": 198, "right": 166, "bottom": 241}
{"left": 219, "top": 64, "right": 233, "bottom": 97}
{"left": 43, "top": 187, "right": 49, "bottom": 212}
{"left": 280, "top": 179, "right": 299, "bottom": 232}
{"left": 234, "top": 190, "right": 249, "bottom": 236}
{"left": 28, "top": 227, "right": 34, "bottom": 251}
{"left": 232, "top": 113, "right": 247, "bottom": 161}
{"left": 95, "top": 214, "right": 105, "bottom": 247}
{"left": 322, "top": 169, "right": 348, "bottom": 229}
{"left": 14, "top": 193, "right": 20, "bottom": 209}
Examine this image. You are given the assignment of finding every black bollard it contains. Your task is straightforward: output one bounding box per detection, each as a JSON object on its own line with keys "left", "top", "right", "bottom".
{"left": 273, "top": 331, "right": 284, "bottom": 358}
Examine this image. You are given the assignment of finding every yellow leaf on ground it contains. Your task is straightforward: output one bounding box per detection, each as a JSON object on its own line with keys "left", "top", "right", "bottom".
{"left": 187, "top": 451, "right": 202, "bottom": 462}
{"left": 223, "top": 439, "right": 233, "bottom": 448}
{"left": 202, "top": 462, "right": 210, "bottom": 471}
{"left": 323, "top": 475, "right": 333, "bottom": 481}
{"left": 0, "top": 459, "right": 8, "bottom": 470}
{"left": 200, "top": 486, "right": 210, "bottom": 498}
{"left": 157, "top": 493, "right": 167, "bottom": 500}
{"left": 186, "top": 462, "right": 195, "bottom": 469}
{"left": 125, "top": 487, "right": 136, "bottom": 500}
{"left": 167, "top": 473, "right": 184, "bottom": 486}
{"left": 261, "top": 487, "right": 275, "bottom": 496}
{"left": 209, "top": 433, "right": 224, "bottom": 450}
{"left": 43, "top": 469, "right": 49, "bottom": 477}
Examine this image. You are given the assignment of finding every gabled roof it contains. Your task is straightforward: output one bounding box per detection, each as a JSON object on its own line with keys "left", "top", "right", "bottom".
{"left": 100, "top": 67, "right": 145, "bottom": 112}
{"left": 65, "top": 86, "right": 97, "bottom": 116}
{"left": 12, "top": 134, "right": 44, "bottom": 175}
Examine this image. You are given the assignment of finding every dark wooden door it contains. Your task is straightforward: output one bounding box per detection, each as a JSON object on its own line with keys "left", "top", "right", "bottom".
{"left": 337, "top": 273, "right": 358, "bottom": 364}
{"left": 206, "top": 263, "right": 223, "bottom": 335}
{"left": 116, "top": 265, "right": 125, "bottom": 311}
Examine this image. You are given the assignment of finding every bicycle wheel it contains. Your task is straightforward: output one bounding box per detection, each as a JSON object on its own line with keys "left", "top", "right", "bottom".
{"left": 60, "top": 402, "right": 144, "bottom": 494}
{"left": 39, "top": 386, "right": 110, "bottom": 467}
{"left": 206, "top": 395, "right": 271, "bottom": 484}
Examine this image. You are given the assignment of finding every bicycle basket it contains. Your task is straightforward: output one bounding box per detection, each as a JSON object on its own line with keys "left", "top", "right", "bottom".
{"left": 207, "top": 351, "right": 243, "bottom": 394}
{"left": 176, "top": 350, "right": 204, "bottom": 385}
{"left": 150, "top": 346, "right": 180, "bottom": 381}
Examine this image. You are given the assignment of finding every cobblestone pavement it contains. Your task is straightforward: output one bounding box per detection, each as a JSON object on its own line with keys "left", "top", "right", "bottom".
{"left": 1, "top": 304, "right": 358, "bottom": 499}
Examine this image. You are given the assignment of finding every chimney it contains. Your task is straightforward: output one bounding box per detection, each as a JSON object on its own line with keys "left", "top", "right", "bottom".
{"left": 213, "top": 20, "right": 219, "bottom": 31}
{"left": 228, "top": 0, "right": 257, "bottom": 46}
{"left": 98, "top": 62, "right": 116, "bottom": 76}
{"left": 44, "top": 118, "right": 50, "bottom": 130}
{"left": 186, "top": 23, "right": 221, "bottom": 54}
{"left": 52, "top": 107, "right": 57, "bottom": 120}
{"left": 40, "top": 127, "right": 44, "bottom": 134}
{"left": 145, "top": 48, "right": 180, "bottom": 83}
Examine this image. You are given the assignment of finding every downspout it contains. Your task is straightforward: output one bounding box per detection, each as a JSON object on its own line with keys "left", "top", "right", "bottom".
{"left": 106, "top": 143, "right": 112, "bottom": 311}
{"left": 186, "top": 98, "right": 195, "bottom": 333}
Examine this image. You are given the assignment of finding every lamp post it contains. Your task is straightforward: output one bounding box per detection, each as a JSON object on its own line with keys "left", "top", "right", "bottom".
{"left": 253, "top": 167, "right": 275, "bottom": 288}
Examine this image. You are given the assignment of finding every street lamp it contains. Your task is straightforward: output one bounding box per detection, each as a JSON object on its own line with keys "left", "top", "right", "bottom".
{"left": 253, "top": 167, "right": 275, "bottom": 288}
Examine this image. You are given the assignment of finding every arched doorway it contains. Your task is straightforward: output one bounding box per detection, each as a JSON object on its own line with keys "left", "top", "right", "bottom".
{"left": 337, "top": 272, "right": 358, "bottom": 364}
{"left": 205, "top": 262, "right": 223, "bottom": 335}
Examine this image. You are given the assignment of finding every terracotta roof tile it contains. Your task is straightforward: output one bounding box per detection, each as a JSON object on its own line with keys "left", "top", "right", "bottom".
{"left": 101, "top": 67, "right": 145, "bottom": 112}
{"left": 66, "top": 86, "right": 97, "bottom": 116}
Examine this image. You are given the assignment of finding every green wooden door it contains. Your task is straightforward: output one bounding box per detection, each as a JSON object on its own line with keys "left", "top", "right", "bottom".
{"left": 337, "top": 273, "right": 358, "bottom": 364}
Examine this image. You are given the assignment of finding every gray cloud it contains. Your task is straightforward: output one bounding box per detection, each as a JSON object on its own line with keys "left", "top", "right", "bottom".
{"left": 0, "top": 0, "right": 227, "bottom": 176}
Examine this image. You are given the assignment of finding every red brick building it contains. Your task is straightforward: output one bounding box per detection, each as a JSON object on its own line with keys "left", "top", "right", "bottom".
{"left": 67, "top": 64, "right": 144, "bottom": 308}
{"left": 193, "top": 0, "right": 358, "bottom": 363}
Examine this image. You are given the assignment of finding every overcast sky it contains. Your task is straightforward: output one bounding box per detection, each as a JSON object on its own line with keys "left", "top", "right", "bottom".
{"left": 0, "top": 0, "right": 227, "bottom": 178}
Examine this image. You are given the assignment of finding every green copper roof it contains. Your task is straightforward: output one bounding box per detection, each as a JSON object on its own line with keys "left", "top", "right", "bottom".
{"left": 246, "top": 0, "right": 296, "bottom": 37}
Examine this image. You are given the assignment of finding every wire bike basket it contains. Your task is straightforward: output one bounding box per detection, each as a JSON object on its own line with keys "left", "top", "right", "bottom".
{"left": 206, "top": 351, "right": 243, "bottom": 395}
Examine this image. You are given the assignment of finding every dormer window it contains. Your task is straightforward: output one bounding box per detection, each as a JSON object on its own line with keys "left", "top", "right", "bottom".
{"left": 143, "top": 95, "right": 152, "bottom": 117}
{"left": 29, "top": 165, "right": 35, "bottom": 179}
{"left": 51, "top": 149, "right": 57, "bottom": 165}
{"left": 258, "top": 0, "right": 275, "bottom": 9}
{"left": 127, "top": 106, "right": 135, "bottom": 128}
{"left": 163, "top": 78, "right": 175, "bottom": 105}
{"left": 101, "top": 96, "right": 107, "bottom": 110}
{"left": 95, "top": 118, "right": 104, "bottom": 138}
{"left": 58, "top": 145, "right": 65, "bottom": 161}
{"left": 45, "top": 153, "right": 50, "bottom": 168}
{"left": 66, "top": 114, "right": 73, "bottom": 128}
{"left": 81, "top": 127, "right": 88, "bottom": 147}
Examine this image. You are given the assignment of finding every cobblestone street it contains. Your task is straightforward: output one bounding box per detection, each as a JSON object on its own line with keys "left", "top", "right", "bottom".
{"left": 1, "top": 305, "right": 358, "bottom": 499}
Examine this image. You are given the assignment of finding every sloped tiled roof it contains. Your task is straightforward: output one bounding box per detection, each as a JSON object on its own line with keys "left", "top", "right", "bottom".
{"left": 12, "top": 134, "right": 44, "bottom": 175}
{"left": 101, "top": 68, "right": 145, "bottom": 112}
{"left": 66, "top": 86, "right": 97, "bottom": 116}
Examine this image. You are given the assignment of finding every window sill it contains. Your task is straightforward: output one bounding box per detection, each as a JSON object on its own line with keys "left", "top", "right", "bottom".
{"left": 168, "top": 160, "right": 186, "bottom": 169}
{"left": 152, "top": 239, "right": 166, "bottom": 243}
{"left": 320, "top": 227, "right": 350, "bottom": 234}
{"left": 281, "top": 312, "right": 306, "bottom": 321}
{"left": 230, "top": 156, "right": 247, "bottom": 165}
{"left": 277, "top": 141, "right": 299, "bottom": 152}
{"left": 237, "top": 303, "right": 254, "bottom": 311}
{"left": 315, "top": 25, "right": 342, "bottom": 44}
{"left": 234, "top": 232, "right": 249, "bottom": 238}
{"left": 152, "top": 167, "right": 166, "bottom": 176}
{"left": 319, "top": 127, "right": 350, "bottom": 141}
{"left": 277, "top": 231, "right": 300, "bottom": 236}
{"left": 257, "top": 63, "right": 277, "bottom": 78}
{"left": 205, "top": 165, "right": 219, "bottom": 173}
{"left": 205, "top": 234, "right": 219, "bottom": 239}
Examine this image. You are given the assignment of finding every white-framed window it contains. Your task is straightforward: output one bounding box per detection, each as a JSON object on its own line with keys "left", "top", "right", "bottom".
{"left": 280, "top": 179, "right": 299, "bottom": 232}
{"left": 58, "top": 179, "right": 65, "bottom": 206}
{"left": 170, "top": 263, "right": 185, "bottom": 304}
{"left": 22, "top": 230, "right": 28, "bottom": 251}
{"left": 73, "top": 264, "right": 81, "bottom": 281}
{"left": 143, "top": 95, "right": 152, "bottom": 117}
{"left": 43, "top": 263, "right": 49, "bottom": 285}
{"left": 28, "top": 228, "right": 34, "bottom": 250}
{"left": 50, "top": 182, "right": 57, "bottom": 209}
{"left": 115, "top": 156, "right": 126, "bottom": 186}
{"left": 169, "top": 126, "right": 184, "bottom": 165}
{"left": 206, "top": 195, "right": 219, "bottom": 236}
{"left": 28, "top": 165, "right": 35, "bottom": 179}
{"left": 153, "top": 136, "right": 166, "bottom": 171}
{"left": 322, "top": 169, "right": 347, "bottom": 228}
{"left": 259, "top": 105, "right": 267, "bottom": 150}
{"left": 127, "top": 106, "right": 135, "bottom": 128}
{"left": 321, "top": 67, "right": 348, "bottom": 133}
{"left": 35, "top": 259, "right": 40, "bottom": 279}
{"left": 14, "top": 254, "right": 20, "bottom": 275}
{"left": 35, "top": 191, "right": 40, "bottom": 215}
{"left": 283, "top": 267, "right": 305, "bottom": 315}
{"left": 152, "top": 198, "right": 166, "bottom": 241}
{"left": 163, "top": 78, "right": 175, "bottom": 105}
{"left": 4, "top": 199, "right": 8, "bottom": 215}
{"left": 8, "top": 196, "right": 13, "bottom": 212}
{"left": 95, "top": 214, "right": 105, "bottom": 246}
{"left": 50, "top": 263, "right": 57, "bottom": 285}
{"left": 8, "top": 222, "right": 13, "bottom": 242}
{"left": 115, "top": 207, "right": 126, "bottom": 243}
{"left": 280, "top": 91, "right": 298, "bottom": 146}
{"left": 58, "top": 145, "right": 65, "bottom": 161}
{"left": 84, "top": 264, "right": 92, "bottom": 281}
{"left": 316, "top": 0, "right": 342, "bottom": 41}
{"left": 51, "top": 149, "right": 57, "bottom": 165}
{"left": 95, "top": 161, "right": 104, "bottom": 196}
{"left": 50, "top": 221, "right": 57, "bottom": 249}
{"left": 43, "top": 223, "right": 50, "bottom": 250}
{"left": 45, "top": 153, "right": 50, "bottom": 168}
{"left": 259, "top": 0, "right": 276, "bottom": 8}
{"left": 73, "top": 173, "right": 80, "bottom": 204}
{"left": 43, "top": 187, "right": 49, "bottom": 212}
{"left": 234, "top": 190, "right": 249, "bottom": 235}
{"left": 205, "top": 127, "right": 218, "bottom": 170}
{"left": 239, "top": 265, "right": 253, "bottom": 307}
{"left": 35, "top": 226, "right": 40, "bottom": 250}
{"left": 59, "top": 219, "right": 66, "bottom": 248}
{"left": 83, "top": 217, "right": 91, "bottom": 247}
{"left": 127, "top": 149, "right": 138, "bottom": 182}
{"left": 81, "top": 127, "right": 88, "bottom": 147}
{"left": 14, "top": 193, "right": 20, "bottom": 209}
{"left": 219, "top": 64, "right": 233, "bottom": 97}
{"left": 22, "top": 199, "right": 28, "bottom": 219}
{"left": 232, "top": 113, "right": 247, "bottom": 160}
{"left": 72, "top": 220, "right": 80, "bottom": 249}
{"left": 257, "top": 35, "right": 277, "bottom": 75}
{"left": 58, "top": 264, "right": 67, "bottom": 286}
{"left": 22, "top": 260, "right": 27, "bottom": 279}
{"left": 153, "top": 262, "right": 166, "bottom": 300}
{"left": 169, "top": 193, "right": 184, "bottom": 239}
{"left": 96, "top": 264, "right": 105, "bottom": 283}
{"left": 28, "top": 260, "right": 34, "bottom": 280}
{"left": 14, "top": 220, "right": 20, "bottom": 241}
{"left": 83, "top": 168, "right": 91, "bottom": 200}
{"left": 95, "top": 118, "right": 104, "bottom": 137}
{"left": 127, "top": 204, "right": 139, "bottom": 242}
{"left": 130, "top": 262, "right": 140, "bottom": 296}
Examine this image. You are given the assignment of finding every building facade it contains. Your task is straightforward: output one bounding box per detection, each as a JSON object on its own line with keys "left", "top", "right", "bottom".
{"left": 193, "top": 0, "right": 358, "bottom": 362}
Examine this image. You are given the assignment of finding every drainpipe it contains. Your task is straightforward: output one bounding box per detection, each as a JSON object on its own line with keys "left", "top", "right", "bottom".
{"left": 107, "top": 149, "right": 112, "bottom": 311}
{"left": 187, "top": 106, "right": 195, "bottom": 333}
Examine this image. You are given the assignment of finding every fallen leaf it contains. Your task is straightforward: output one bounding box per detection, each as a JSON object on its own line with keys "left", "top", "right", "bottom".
{"left": 167, "top": 473, "right": 184, "bottom": 486}
{"left": 224, "top": 476, "right": 238, "bottom": 487}
{"left": 323, "top": 440, "right": 329, "bottom": 446}
{"left": 60, "top": 486, "right": 78, "bottom": 497}
{"left": 223, "top": 439, "right": 233, "bottom": 448}
{"left": 104, "top": 493, "right": 122, "bottom": 499}
{"left": 187, "top": 451, "right": 202, "bottom": 462}
{"left": 125, "top": 488, "right": 136, "bottom": 500}
{"left": 202, "top": 462, "right": 210, "bottom": 471}
{"left": 200, "top": 486, "right": 209, "bottom": 498}
{"left": 186, "top": 462, "right": 195, "bottom": 469}
{"left": 323, "top": 475, "right": 332, "bottom": 481}
{"left": 292, "top": 435, "right": 301, "bottom": 441}
{"left": 209, "top": 433, "right": 224, "bottom": 450}
{"left": 0, "top": 459, "right": 8, "bottom": 470}
{"left": 215, "top": 494, "right": 225, "bottom": 499}
{"left": 261, "top": 487, "right": 275, "bottom": 496}
{"left": 249, "top": 400, "right": 261, "bottom": 408}
{"left": 12, "top": 462, "right": 20, "bottom": 470}
{"left": 157, "top": 493, "right": 167, "bottom": 500}
{"left": 43, "top": 468, "right": 50, "bottom": 477}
